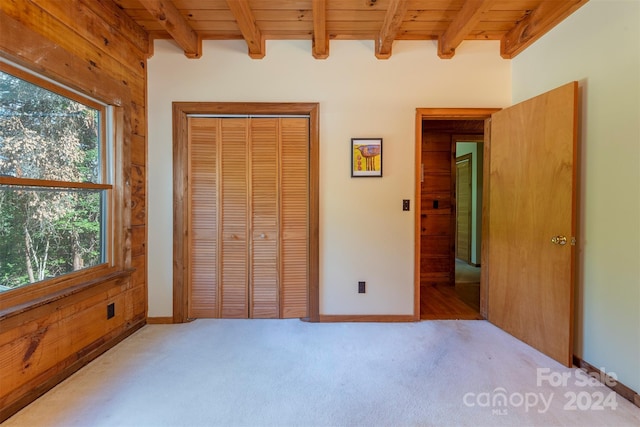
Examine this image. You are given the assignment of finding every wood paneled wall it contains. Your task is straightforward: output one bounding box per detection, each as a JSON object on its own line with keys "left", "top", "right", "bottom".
{"left": 0, "top": 1, "right": 148, "bottom": 421}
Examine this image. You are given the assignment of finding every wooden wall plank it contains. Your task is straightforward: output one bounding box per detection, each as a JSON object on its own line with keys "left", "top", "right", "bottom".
{"left": 1, "top": 1, "right": 146, "bottom": 99}
{"left": 80, "top": 0, "right": 150, "bottom": 55}
{"left": 131, "top": 225, "right": 146, "bottom": 258}
{"left": 131, "top": 254, "right": 147, "bottom": 291}
{"left": 421, "top": 131, "right": 454, "bottom": 286}
{"left": 131, "top": 164, "right": 146, "bottom": 227}
{"left": 131, "top": 134, "right": 147, "bottom": 166}
{"left": 0, "top": 12, "right": 126, "bottom": 107}
{"left": 0, "top": 274, "right": 136, "bottom": 409}
{"left": 31, "top": 0, "right": 148, "bottom": 71}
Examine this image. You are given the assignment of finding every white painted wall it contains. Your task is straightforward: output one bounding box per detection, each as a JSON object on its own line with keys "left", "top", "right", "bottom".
{"left": 512, "top": 0, "right": 640, "bottom": 392}
{"left": 147, "top": 40, "right": 510, "bottom": 317}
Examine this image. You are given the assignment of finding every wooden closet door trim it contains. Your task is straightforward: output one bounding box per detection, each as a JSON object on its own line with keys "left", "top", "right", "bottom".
{"left": 173, "top": 104, "right": 189, "bottom": 323}
{"left": 173, "top": 102, "right": 319, "bottom": 323}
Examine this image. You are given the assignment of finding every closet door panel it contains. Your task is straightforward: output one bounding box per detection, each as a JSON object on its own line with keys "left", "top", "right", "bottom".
{"left": 220, "top": 119, "right": 249, "bottom": 318}
{"left": 280, "top": 118, "right": 309, "bottom": 318}
{"left": 188, "top": 118, "right": 219, "bottom": 318}
{"left": 187, "top": 115, "right": 310, "bottom": 320}
{"left": 250, "top": 119, "right": 279, "bottom": 318}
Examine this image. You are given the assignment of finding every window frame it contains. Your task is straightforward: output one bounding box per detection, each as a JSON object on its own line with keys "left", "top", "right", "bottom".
{"left": 0, "top": 60, "right": 127, "bottom": 311}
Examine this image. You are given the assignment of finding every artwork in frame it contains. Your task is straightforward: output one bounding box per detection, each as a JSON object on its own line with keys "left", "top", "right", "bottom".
{"left": 351, "top": 138, "right": 382, "bottom": 177}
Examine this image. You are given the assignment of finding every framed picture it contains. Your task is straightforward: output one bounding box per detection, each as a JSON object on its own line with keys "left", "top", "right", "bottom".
{"left": 351, "top": 138, "right": 382, "bottom": 177}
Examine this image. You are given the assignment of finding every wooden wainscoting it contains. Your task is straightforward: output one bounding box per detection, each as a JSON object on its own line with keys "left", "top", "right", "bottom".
{"left": 0, "top": 271, "right": 145, "bottom": 422}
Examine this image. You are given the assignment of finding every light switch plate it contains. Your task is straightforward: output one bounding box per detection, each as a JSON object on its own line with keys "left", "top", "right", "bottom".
{"left": 402, "top": 199, "right": 410, "bottom": 211}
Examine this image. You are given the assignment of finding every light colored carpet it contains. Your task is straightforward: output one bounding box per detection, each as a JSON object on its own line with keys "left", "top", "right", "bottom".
{"left": 5, "top": 320, "right": 640, "bottom": 427}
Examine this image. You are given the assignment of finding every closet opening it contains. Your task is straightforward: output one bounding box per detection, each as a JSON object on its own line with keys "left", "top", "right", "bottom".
{"left": 172, "top": 103, "right": 320, "bottom": 323}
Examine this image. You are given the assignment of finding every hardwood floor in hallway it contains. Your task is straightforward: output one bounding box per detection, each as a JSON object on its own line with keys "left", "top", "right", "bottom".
{"left": 421, "top": 259, "right": 481, "bottom": 320}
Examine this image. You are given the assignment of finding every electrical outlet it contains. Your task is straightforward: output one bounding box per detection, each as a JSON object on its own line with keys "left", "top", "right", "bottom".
{"left": 358, "top": 281, "right": 366, "bottom": 293}
{"left": 402, "top": 199, "right": 410, "bottom": 211}
{"left": 107, "top": 302, "right": 115, "bottom": 319}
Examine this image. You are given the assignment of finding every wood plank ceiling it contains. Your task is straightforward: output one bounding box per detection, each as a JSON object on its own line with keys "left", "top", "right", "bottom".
{"left": 113, "top": 0, "right": 589, "bottom": 59}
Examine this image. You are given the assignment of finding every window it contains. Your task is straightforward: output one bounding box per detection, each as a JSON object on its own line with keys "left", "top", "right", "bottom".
{"left": 0, "top": 63, "right": 112, "bottom": 294}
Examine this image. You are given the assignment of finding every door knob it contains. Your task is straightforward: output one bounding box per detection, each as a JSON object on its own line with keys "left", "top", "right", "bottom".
{"left": 259, "top": 233, "right": 266, "bottom": 239}
{"left": 551, "top": 235, "right": 567, "bottom": 245}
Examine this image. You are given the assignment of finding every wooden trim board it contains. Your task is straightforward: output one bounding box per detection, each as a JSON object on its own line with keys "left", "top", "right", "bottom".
{"left": 319, "top": 314, "right": 417, "bottom": 322}
{"left": 573, "top": 355, "right": 640, "bottom": 409}
{"left": 147, "top": 316, "right": 174, "bottom": 324}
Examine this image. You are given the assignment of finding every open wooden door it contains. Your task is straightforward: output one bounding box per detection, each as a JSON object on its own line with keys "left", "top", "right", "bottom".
{"left": 487, "top": 82, "right": 578, "bottom": 366}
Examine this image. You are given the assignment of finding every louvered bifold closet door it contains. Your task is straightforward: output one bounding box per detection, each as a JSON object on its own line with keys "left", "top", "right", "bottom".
{"left": 188, "top": 118, "right": 219, "bottom": 318}
{"left": 280, "top": 118, "right": 309, "bottom": 318}
{"left": 187, "top": 116, "right": 308, "bottom": 319}
{"left": 249, "top": 119, "right": 279, "bottom": 318}
{"left": 220, "top": 119, "right": 250, "bottom": 318}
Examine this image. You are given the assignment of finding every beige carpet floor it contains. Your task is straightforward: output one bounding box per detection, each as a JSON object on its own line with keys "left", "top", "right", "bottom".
{"left": 4, "top": 319, "right": 640, "bottom": 427}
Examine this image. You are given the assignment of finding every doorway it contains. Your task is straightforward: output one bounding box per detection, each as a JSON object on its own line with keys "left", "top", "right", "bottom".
{"left": 415, "top": 84, "right": 578, "bottom": 366}
{"left": 414, "top": 109, "right": 499, "bottom": 320}
{"left": 454, "top": 139, "right": 483, "bottom": 314}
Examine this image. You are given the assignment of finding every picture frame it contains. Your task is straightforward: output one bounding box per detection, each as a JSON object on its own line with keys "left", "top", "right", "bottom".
{"left": 351, "top": 138, "right": 383, "bottom": 177}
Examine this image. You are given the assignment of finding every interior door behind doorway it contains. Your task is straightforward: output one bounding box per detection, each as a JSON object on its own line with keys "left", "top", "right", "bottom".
{"left": 487, "top": 82, "right": 578, "bottom": 366}
{"left": 456, "top": 154, "right": 472, "bottom": 264}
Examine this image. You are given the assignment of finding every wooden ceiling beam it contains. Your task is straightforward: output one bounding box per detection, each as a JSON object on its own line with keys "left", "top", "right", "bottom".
{"left": 375, "top": 0, "right": 409, "bottom": 59}
{"left": 226, "top": 0, "right": 265, "bottom": 59}
{"left": 312, "top": 0, "right": 329, "bottom": 59}
{"left": 438, "top": 0, "right": 496, "bottom": 59}
{"left": 138, "top": 0, "right": 201, "bottom": 59}
{"left": 500, "top": 0, "right": 588, "bottom": 59}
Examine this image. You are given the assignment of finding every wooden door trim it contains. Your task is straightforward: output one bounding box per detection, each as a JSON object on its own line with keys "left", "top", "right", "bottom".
{"left": 173, "top": 102, "right": 320, "bottom": 323}
{"left": 481, "top": 119, "right": 492, "bottom": 318}
{"left": 414, "top": 108, "right": 500, "bottom": 319}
